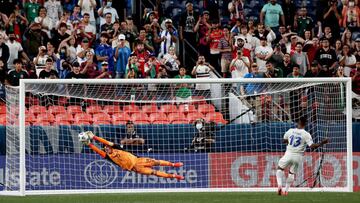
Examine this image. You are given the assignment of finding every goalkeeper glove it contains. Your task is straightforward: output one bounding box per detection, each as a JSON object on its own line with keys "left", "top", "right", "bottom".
{"left": 84, "top": 131, "right": 95, "bottom": 140}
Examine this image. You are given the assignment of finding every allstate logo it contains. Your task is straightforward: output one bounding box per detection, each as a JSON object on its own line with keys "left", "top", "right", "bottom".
{"left": 84, "top": 160, "right": 118, "bottom": 187}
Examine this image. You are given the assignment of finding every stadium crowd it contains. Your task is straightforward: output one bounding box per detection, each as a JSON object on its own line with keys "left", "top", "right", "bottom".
{"left": 0, "top": 0, "right": 359, "bottom": 98}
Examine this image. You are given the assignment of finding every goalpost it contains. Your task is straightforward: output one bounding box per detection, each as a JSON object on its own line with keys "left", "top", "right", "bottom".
{"left": 0, "top": 78, "right": 353, "bottom": 196}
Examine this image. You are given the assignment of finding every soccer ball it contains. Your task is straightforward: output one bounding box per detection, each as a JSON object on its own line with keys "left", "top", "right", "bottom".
{"left": 78, "top": 132, "right": 90, "bottom": 142}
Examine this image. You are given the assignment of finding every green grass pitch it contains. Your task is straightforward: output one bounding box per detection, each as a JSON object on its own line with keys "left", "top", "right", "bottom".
{"left": 1, "top": 192, "right": 360, "bottom": 203}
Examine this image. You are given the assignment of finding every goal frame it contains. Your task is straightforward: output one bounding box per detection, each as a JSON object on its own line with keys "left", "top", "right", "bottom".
{"left": 0, "top": 78, "right": 353, "bottom": 196}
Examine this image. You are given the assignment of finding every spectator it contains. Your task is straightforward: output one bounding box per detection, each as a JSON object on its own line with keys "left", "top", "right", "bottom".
{"left": 338, "top": 44, "right": 357, "bottom": 77}
{"left": 0, "top": 59, "right": 7, "bottom": 84}
{"left": 0, "top": 34, "right": 9, "bottom": 70}
{"left": 286, "top": 35, "right": 304, "bottom": 55}
{"left": 303, "top": 36, "right": 320, "bottom": 64}
{"left": 322, "top": 0, "right": 341, "bottom": 39}
{"left": 69, "top": 5, "right": 82, "bottom": 22}
{"left": 291, "top": 42, "right": 309, "bottom": 76}
{"left": 277, "top": 53, "right": 294, "bottom": 77}
{"left": 179, "top": 1, "right": 199, "bottom": 68}
{"left": 65, "top": 61, "right": 86, "bottom": 78}
{"left": 158, "top": 19, "right": 178, "bottom": 58}
{"left": 191, "top": 55, "right": 214, "bottom": 97}
{"left": 175, "top": 67, "right": 192, "bottom": 104}
{"left": 24, "top": 23, "right": 49, "bottom": 58}
{"left": 136, "top": 29, "right": 154, "bottom": 52}
{"left": 161, "top": 46, "right": 180, "bottom": 78}
{"left": 144, "top": 53, "right": 160, "bottom": 79}
{"left": 131, "top": 41, "right": 150, "bottom": 78}
{"left": 58, "top": 35, "right": 77, "bottom": 63}
{"left": 218, "top": 26, "right": 233, "bottom": 78}
{"left": 255, "top": 36, "right": 273, "bottom": 72}
{"left": 52, "top": 23, "right": 70, "bottom": 50}
{"left": 79, "top": 13, "right": 96, "bottom": 44}
{"left": 335, "top": 66, "right": 345, "bottom": 77}
{"left": 340, "top": 0, "right": 360, "bottom": 32}
{"left": 238, "top": 24, "right": 257, "bottom": 52}
{"left": 355, "top": 38, "right": 360, "bottom": 59}
{"left": 228, "top": 0, "right": 245, "bottom": 24}
{"left": 34, "top": 7, "right": 52, "bottom": 35}
{"left": 44, "top": 0, "right": 63, "bottom": 30}
{"left": 206, "top": 20, "right": 223, "bottom": 72}
{"left": 98, "top": 0, "right": 119, "bottom": 26}
{"left": 351, "top": 61, "right": 360, "bottom": 95}
{"left": 254, "top": 23, "right": 276, "bottom": 44}
{"left": 260, "top": 0, "right": 285, "bottom": 33}
{"left": 230, "top": 19, "right": 242, "bottom": 36}
{"left": 57, "top": 60, "right": 71, "bottom": 79}
{"left": 78, "top": 0, "right": 96, "bottom": 27}
{"left": 24, "top": 0, "right": 41, "bottom": 23}
{"left": 194, "top": 11, "right": 211, "bottom": 58}
{"left": 287, "top": 64, "right": 303, "bottom": 78}
{"left": 33, "top": 46, "right": 49, "bottom": 70}
{"left": 315, "top": 37, "right": 338, "bottom": 76}
{"left": 114, "top": 34, "right": 131, "bottom": 78}
{"left": 264, "top": 61, "right": 283, "bottom": 78}
{"left": 63, "top": 0, "right": 76, "bottom": 13}
{"left": 243, "top": 63, "right": 264, "bottom": 95}
{"left": 335, "top": 40, "right": 343, "bottom": 56}
{"left": 96, "top": 61, "right": 112, "bottom": 79}
{"left": 7, "top": 32, "right": 29, "bottom": 70}
{"left": 341, "top": 29, "right": 355, "bottom": 48}
{"left": 80, "top": 51, "right": 99, "bottom": 78}
{"left": 282, "top": 0, "right": 296, "bottom": 27}
{"left": 120, "top": 120, "right": 145, "bottom": 146}
{"left": 39, "top": 58, "right": 59, "bottom": 79}
{"left": 233, "top": 36, "right": 251, "bottom": 62}
{"left": 269, "top": 43, "right": 284, "bottom": 67}
{"left": 304, "top": 61, "right": 327, "bottom": 77}
{"left": 95, "top": 33, "right": 114, "bottom": 73}
{"left": 125, "top": 55, "right": 140, "bottom": 79}
{"left": 294, "top": 7, "right": 314, "bottom": 38}
{"left": 229, "top": 49, "right": 250, "bottom": 81}
{"left": 7, "top": 59, "right": 29, "bottom": 86}
{"left": 100, "top": 13, "right": 113, "bottom": 33}
{"left": 76, "top": 37, "right": 94, "bottom": 64}
{"left": 7, "top": 8, "right": 29, "bottom": 43}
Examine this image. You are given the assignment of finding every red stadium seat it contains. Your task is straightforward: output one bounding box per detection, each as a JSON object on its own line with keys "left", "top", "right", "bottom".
{"left": 149, "top": 112, "right": 168, "bottom": 122}
{"left": 48, "top": 105, "right": 66, "bottom": 115}
{"left": 0, "top": 115, "right": 6, "bottom": 125}
{"left": 75, "top": 121, "right": 91, "bottom": 125}
{"left": 178, "top": 104, "right": 197, "bottom": 113}
{"left": 111, "top": 120, "right": 127, "bottom": 125}
{"left": 86, "top": 105, "right": 103, "bottom": 114}
{"left": 142, "top": 105, "right": 159, "bottom": 114}
{"left": 92, "top": 113, "right": 111, "bottom": 123}
{"left": 25, "top": 113, "right": 37, "bottom": 123}
{"left": 93, "top": 120, "right": 111, "bottom": 125}
{"left": 55, "top": 113, "right": 74, "bottom": 124}
{"left": 67, "top": 105, "right": 83, "bottom": 115}
{"left": 55, "top": 120, "right": 71, "bottom": 126}
{"left": 0, "top": 105, "right": 6, "bottom": 114}
{"left": 36, "top": 113, "right": 55, "bottom": 123}
{"left": 131, "top": 112, "right": 150, "bottom": 122}
{"left": 198, "top": 104, "right": 216, "bottom": 114}
{"left": 25, "top": 96, "right": 39, "bottom": 106}
{"left": 191, "top": 96, "right": 206, "bottom": 105}
{"left": 28, "top": 105, "right": 47, "bottom": 115}
{"left": 187, "top": 112, "right": 205, "bottom": 123}
{"left": 171, "top": 119, "right": 189, "bottom": 124}
{"left": 112, "top": 113, "right": 131, "bottom": 123}
{"left": 32, "top": 121, "right": 51, "bottom": 126}
{"left": 132, "top": 119, "right": 150, "bottom": 124}
{"left": 206, "top": 112, "right": 227, "bottom": 124}
{"left": 103, "top": 105, "right": 122, "bottom": 115}
{"left": 168, "top": 112, "right": 186, "bottom": 122}
{"left": 123, "top": 105, "right": 140, "bottom": 114}
{"left": 74, "top": 113, "right": 92, "bottom": 124}
{"left": 160, "top": 104, "right": 178, "bottom": 113}
{"left": 152, "top": 120, "right": 170, "bottom": 124}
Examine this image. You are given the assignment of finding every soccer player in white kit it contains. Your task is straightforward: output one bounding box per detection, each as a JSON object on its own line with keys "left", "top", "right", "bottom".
{"left": 276, "top": 117, "right": 329, "bottom": 196}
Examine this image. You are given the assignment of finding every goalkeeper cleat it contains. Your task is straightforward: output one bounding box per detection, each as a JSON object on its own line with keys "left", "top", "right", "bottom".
{"left": 277, "top": 187, "right": 282, "bottom": 196}
{"left": 173, "top": 162, "right": 183, "bottom": 167}
{"left": 175, "top": 175, "right": 185, "bottom": 180}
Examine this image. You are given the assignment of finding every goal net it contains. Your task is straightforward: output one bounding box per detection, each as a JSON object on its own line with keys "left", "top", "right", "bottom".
{"left": 0, "top": 78, "right": 353, "bottom": 195}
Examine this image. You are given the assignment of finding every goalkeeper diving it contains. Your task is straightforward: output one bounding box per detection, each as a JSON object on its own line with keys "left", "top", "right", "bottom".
{"left": 79, "top": 131, "right": 185, "bottom": 180}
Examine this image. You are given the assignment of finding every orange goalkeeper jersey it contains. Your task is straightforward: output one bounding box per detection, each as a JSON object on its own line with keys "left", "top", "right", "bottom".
{"left": 107, "top": 149, "right": 138, "bottom": 171}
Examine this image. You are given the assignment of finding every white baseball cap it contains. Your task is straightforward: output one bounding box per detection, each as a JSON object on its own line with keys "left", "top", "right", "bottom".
{"left": 118, "top": 34, "right": 126, "bottom": 40}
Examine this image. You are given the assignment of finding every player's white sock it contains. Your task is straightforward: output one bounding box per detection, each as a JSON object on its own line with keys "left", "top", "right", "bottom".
{"left": 276, "top": 170, "right": 284, "bottom": 188}
{"left": 285, "top": 174, "right": 295, "bottom": 192}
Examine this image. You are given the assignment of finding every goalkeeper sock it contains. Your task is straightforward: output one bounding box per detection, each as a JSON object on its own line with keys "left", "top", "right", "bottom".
{"left": 154, "top": 171, "right": 174, "bottom": 178}
{"left": 158, "top": 160, "right": 175, "bottom": 167}
{"left": 285, "top": 174, "right": 295, "bottom": 192}
{"left": 276, "top": 170, "right": 284, "bottom": 188}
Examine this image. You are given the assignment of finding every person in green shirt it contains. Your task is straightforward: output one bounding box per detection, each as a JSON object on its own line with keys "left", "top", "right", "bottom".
{"left": 174, "top": 67, "right": 192, "bottom": 104}
{"left": 287, "top": 65, "right": 303, "bottom": 78}
{"left": 264, "top": 61, "right": 283, "bottom": 78}
{"left": 24, "top": 0, "right": 40, "bottom": 23}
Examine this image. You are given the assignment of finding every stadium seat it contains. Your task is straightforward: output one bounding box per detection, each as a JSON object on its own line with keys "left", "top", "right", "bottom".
{"left": 206, "top": 112, "right": 227, "bottom": 124}
{"left": 112, "top": 113, "right": 131, "bottom": 123}
{"left": 171, "top": 119, "right": 189, "bottom": 124}
{"left": 25, "top": 113, "right": 37, "bottom": 123}
{"left": 54, "top": 120, "right": 71, "bottom": 126}
{"left": 92, "top": 113, "right": 111, "bottom": 124}
{"left": 28, "top": 105, "right": 47, "bottom": 115}
{"left": 36, "top": 113, "right": 55, "bottom": 123}
{"left": 32, "top": 121, "right": 51, "bottom": 126}
{"left": 74, "top": 113, "right": 92, "bottom": 124}
{"left": 168, "top": 112, "right": 186, "bottom": 122}
{"left": 75, "top": 120, "right": 91, "bottom": 125}
{"left": 86, "top": 105, "right": 103, "bottom": 114}
{"left": 141, "top": 104, "right": 159, "bottom": 115}
{"left": 0, "top": 105, "right": 6, "bottom": 114}
{"left": 149, "top": 112, "right": 168, "bottom": 123}
{"left": 93, "top": 120, "right": 111, "bottom": 125}
{"left": 132, "top": 119, "right": 150, "bottom": 124}
{"left": 131, "top": 112, "right": 150, "bottom": 122}
{"left": 103, "top": 105, "right": 122, "bottom": 115}
{"left": 123, "top": 105, "right": 140, "bottom": 114}
{"left": 197, "top": 104, "right": 216, "bottom": 114}
{"left": 55, "top": 113, "right": 74, "bottom": 124}
{"left": 48, "top": 105, "right": 66, "bottom": 115}
{"left": 67, "top": 105, "right": 83, "bottom": 115}
{"left": 25, "top": 96, "right": 39, "bottom": 106}
{"left": 178, "top": 104, "right": 197, "bottom": 113}
{"left": 160, "top": 104, "right": 178, "bottom": 113}
{"left": 152, "top": 120, "right": 170, "bottom": 124}
{"left": 191, "top": 96, "right": 206, "bottom": 105}
{"left": 187, "top": 112, "right": 205, "bottom": 123}
{"left": 0, "top": 115, "right": 6, "bottom": 125}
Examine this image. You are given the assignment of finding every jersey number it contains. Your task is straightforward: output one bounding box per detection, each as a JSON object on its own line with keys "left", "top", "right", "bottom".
{"left": 289, "top": 135, "right": 302, "bottom": 147}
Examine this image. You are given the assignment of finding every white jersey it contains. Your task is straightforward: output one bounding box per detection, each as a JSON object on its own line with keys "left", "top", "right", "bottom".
{"left": 283, "top": 128, "right": 313, "bottom": 155}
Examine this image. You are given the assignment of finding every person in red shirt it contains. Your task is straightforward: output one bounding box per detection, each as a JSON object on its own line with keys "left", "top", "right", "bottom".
{"left": 303, "top": 36, "right": 319, "bottom": 64}
{"left": 206, "top": 20, "right": 223, "bottom": 73}
{"left": 131, "top": 41, "right": 150, "bottom": 78}
{"left": 233, "top": 36, "right": 251, "bottom": 63}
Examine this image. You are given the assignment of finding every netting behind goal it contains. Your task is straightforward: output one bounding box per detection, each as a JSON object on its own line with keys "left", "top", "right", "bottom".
{"left": 1, "top": 78, "right": 352, "bottom": 194}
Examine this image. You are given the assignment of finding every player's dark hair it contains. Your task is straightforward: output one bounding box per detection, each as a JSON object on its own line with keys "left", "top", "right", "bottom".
{"left": 298, "top": 116, "right": 307, "bottom": 126}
